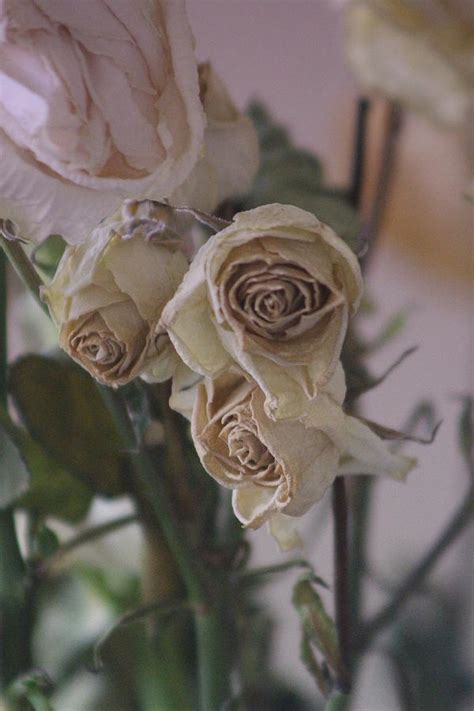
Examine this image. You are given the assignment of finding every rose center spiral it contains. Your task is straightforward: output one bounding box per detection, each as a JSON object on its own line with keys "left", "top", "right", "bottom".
{"left": 220, "top": 408, "right": 282, "bottom": 485}
{"left": 223, "top": 260, "right": 330, "bottom": 340}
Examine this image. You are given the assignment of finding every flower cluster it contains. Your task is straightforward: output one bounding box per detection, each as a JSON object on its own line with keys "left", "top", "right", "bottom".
{"left": 3, "top": 0, "right": 415, "bottom": 547}
{"left": 43, "top": 200, "right": 415, "bottom": 548}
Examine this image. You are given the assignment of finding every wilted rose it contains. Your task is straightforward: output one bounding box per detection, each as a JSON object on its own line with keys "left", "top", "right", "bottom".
{"left": 42, "top": 200, "right": 188, "bottom": 386}
{"left": 172, "top": 63, "right": 259, "bottom": 213}
{"left": 162, "top": 203, "right": 363, "bottom": 419}
{"left": 343, "top": 0, "right": 474, "bottom": 126}
{"left": 191, "top": 367, "right": 415, "bottom": 546}
{"left": 0, "top": 0, "right": 204, "bottom": 243}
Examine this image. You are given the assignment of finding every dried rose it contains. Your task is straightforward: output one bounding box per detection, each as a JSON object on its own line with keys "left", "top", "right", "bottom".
{"left": 191, "top": 368, "right": 415, "bottom": 546}
{"left": 0, "top": 0, "right": 204, "bottom": 243}
{"left": 172, "top": 63, "right": 259, "bottom": 213}
{"left": 42, "top": 200, "right": 188, "bottom": 386}
{"left": 161, "top": 203, "right": 363, "bottom": 419}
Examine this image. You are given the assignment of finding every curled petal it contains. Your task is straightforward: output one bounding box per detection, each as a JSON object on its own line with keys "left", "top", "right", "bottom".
{"left": 339, "top": 415, "right": 417, "bottom": 480}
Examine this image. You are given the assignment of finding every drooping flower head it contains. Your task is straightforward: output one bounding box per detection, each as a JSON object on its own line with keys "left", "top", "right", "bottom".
{"left": 42, "top": 200, "right": 188, "bottom": 385}
{"left": 162, "top": 204, "right": 363, "bottom": 419}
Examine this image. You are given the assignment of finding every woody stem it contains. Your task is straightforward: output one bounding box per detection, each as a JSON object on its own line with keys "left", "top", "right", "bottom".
{"left": 332, "top": 478, "right": 352, "bottom": 692}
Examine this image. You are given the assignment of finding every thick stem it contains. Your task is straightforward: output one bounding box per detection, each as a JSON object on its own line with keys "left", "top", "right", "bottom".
{"left": 100, "top": 385, "right": 232, "bottom": 709}
{"left": 349, "top": 477, "right": 373, "bottom": 632}
{"left": 332, "top": 478, "right": 352, "bottom": 692}
{"left": 359, "top": 102, "right": 403, "bottom": 270}
{"left": 348, "top": 98, "right": 370, "bottom": 210}
{"left": 100, "top": 386, "right": 205, "bottom": 605}
{"left": 195, "top": 587, "right": 234, "bottom": 711}
{"left": 0, "top": 238, "right": 48, "bottom": 316}
{"left": 357, "top": 486, "right": 474, "bottom": 651}
{"left": 0, "top": 249, "right": 31, "bottom": 688}
{"left": 347, "top": 101, "right": 404, "bottom": 654}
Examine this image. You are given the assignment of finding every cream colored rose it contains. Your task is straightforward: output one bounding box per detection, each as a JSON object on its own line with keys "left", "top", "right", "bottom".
{"left": 161, "top": 204, "right": 363, "bottom": 419}
{"left": 344, "top": 0, "right": 474, "bottom": 126}
{"left": 0, "top": 0, "right": 204, "bottom": 244}
{"left": 191, "top": 368, "right": 415, "bottom": 544}
{"left": 172, "top": 63, "right": 259, "bottom": 213}
{"left": 42, "top": 200, "right": 188, "bottom": 386}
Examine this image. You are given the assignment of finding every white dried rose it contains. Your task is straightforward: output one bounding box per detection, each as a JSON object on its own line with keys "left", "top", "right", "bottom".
{"left": 0, "top": 0, "right": 205, "bottom": 243}
{"left": 172, "top": 63, "right": 259, "bottom": 213}
{"left": 161, "top": 203, "right": 363, "bottom": 419}
{"left": 191, "top": 367, "right": 415, "bottom": 545}
{"left": 42, "top": 200, "right": 188, "bottom": 386}
{"left": 343, "top": 0, "right": 474, "bottom": 126}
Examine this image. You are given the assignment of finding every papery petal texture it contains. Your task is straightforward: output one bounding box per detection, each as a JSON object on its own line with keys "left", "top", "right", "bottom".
{"left": 0, "top": 0, "right": 205, "bottom": 243}
{"left": 162, "top": 203, "right": 363, "bottom": 419}
{"left": 171, "top": 63, "right": 259, "bottom": 213}
{"left": 42, "top": 200, "right": 188, "bottom": 385}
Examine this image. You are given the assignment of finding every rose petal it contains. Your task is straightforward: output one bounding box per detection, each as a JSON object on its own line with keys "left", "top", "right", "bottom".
{"left": 103, "top": 235, "right": 188, "bottom": 323}
{"left": 339, "top": 415, "right": 417, "bottom": 480}
{"left": 268, "top": 513, "right": 303, "bottom": 551}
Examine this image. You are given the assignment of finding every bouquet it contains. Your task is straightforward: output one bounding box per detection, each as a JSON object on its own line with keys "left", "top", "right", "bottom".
{"left": 0, "top": 2, "right": 472, "bottom": 709}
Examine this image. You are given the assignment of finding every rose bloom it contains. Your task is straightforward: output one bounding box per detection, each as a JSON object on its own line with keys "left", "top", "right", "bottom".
{"left": 161, "top": 204, "right": 363, "bottom": 419}
{"left": 0, "top": 0, "right": 204, "bottom": 243}
{"left": 42, "top": 200, "right": 188, "bottom": 386}
{"left": 191, "top": 367, "right": 415, "bottom": 548}
{"left": 343, "top": 0, "right": 474, "bottom": 126}
{"left": 173, "top": 63, "right": 259, "bottom": 214}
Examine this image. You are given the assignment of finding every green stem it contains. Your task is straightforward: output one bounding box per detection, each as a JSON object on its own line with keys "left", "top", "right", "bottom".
{"left": 0, "top": 250, "right": 30, "bottom": 689}
{"left": 100, "top": 386, "right": 205, "bottom": 603}
{"left": 0, "top": 238, "right": 48, "bottom": 316}
{"left": 38, "top": 513, "right": 138, "bottom": 575}
{"left": 357, "top": 485, "right": 474, "bottom": 652}
{"left": 93, "top": 599, "right": 191, "bottom": 671}
{"left": 195, "top": 594, "right": 233, "bottom": 711}
{"left": 100, "top": 385, "right": 231, "bottom": 709}
{"left": 241, "top": 559, "right": 313, "bottom": 582}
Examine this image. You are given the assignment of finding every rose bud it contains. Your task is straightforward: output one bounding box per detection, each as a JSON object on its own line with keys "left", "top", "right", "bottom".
{"left": 161, "top": 204, "right": 363, "bottom": 419}
{"left": 42, "top": 200, "right": 188, "bottom": 386}
{"left": 191, "top": 367, "right": 415, "bottom": 548}
{"left": 0, "top": 0, "right": 204, "bottom": 244}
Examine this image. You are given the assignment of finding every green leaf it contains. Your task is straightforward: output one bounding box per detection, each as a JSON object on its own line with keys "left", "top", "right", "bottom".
{"left": 0, "top": 406, "right": 93, "bottom": 522}
{"left": 244, "top": 102, "right": 361, "bottom": 249}
{"left": 300, "top": 632, "right": 331, "bottom": 697}
{"left": 8, "top": 354, "right": 127, "bottom": 497}
{"left": 457, "top": 396, "right": 473, "bottom": 469}
{"left": 31, "top": 524, "right": 60, "bottom": 560}
{"left": 324, "top": 693, "right": 351, "bottom": 711}
{"left": 7, "top": 669, "right": 54, "bottom": 711}
{"left": 365, "top": 308, "right": 410, "bottom": 353}
{"left": 0, "top": 416, "right": 30, "bottom": 509}
{"left": 292, "top": 577, "right": 342, "bottom": 677}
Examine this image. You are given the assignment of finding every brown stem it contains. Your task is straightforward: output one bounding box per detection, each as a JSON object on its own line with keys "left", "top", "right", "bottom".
{"left": 332, "top": 478, "right": 352, "bottom": 692}
{"left": 357, "top": 101, "right": 403, "bottom": 267}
